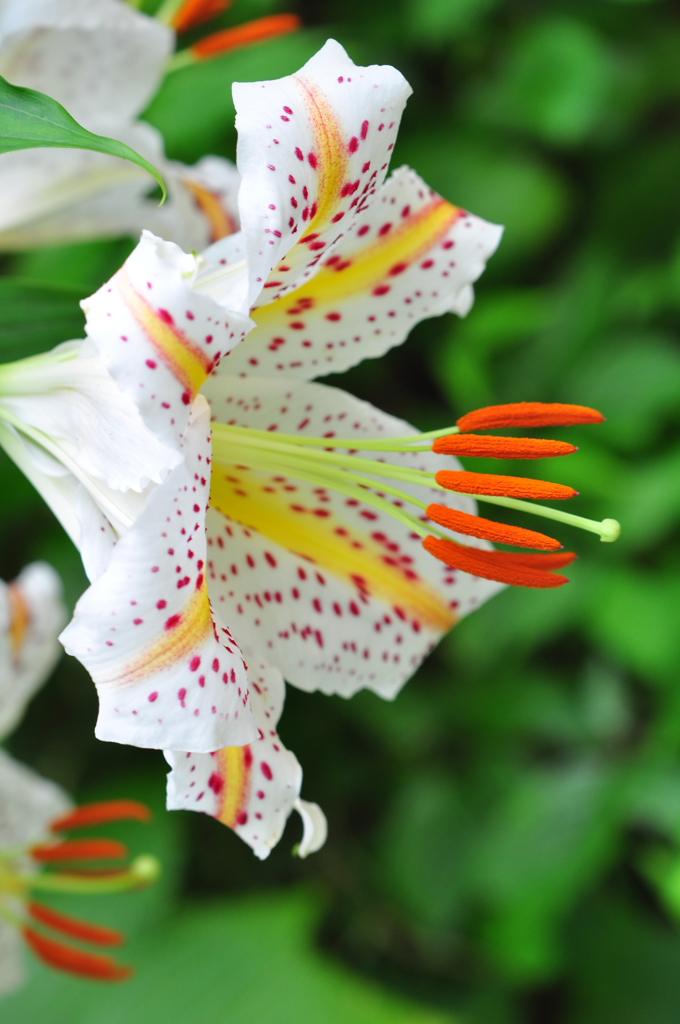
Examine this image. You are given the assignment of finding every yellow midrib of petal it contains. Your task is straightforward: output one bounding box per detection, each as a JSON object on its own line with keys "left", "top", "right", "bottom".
{"left": 118, "top": 272, "right": 211, "bottom": 399}
{"left": 99, "top": 586, "right": 212, "bottom": 687}
{"left": 215, "top": 746, "right": 251, "bottom": 827}
{"left": 295, "top": 75, "right": 348, "bottom": 238}
{"left": 253, "top": 199, "right": 460, "bottom": 325}
{"left": 210, "top": 468, "right": 455, "bottom": 632}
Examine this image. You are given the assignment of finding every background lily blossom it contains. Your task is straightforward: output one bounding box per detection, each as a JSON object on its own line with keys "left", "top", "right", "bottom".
{"left": 0, "top": 0, "right": 241, "bottom": 251}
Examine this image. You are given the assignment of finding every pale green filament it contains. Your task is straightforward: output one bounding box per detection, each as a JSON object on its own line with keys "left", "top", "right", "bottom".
{"left": 211, "top": 423, "right": 620, "bottom": 545}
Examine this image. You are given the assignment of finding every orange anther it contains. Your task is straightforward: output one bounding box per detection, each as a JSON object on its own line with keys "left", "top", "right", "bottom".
{"left": 432, "top": 434, "right": 577, "bottom": 459}
{"left": 23, "top": 929, "right": 132, "bottom": 981}
{"left": 28, "top": 904, "right": 123, "bottom": 947}
{"left": 191, "top": 14, "right": 301, "bottom": 59}
{"left": 491, "top": 550, "right": 576, "bottom": 570}
{"left": 171, "top": 0, "right": 230, "bottom": 33}
{"left": 435, "top": 470, "right": 577, "bottom": 501}
{"left": 32, "top": 839, "right": 128, "bottom": 863}
{"left": 457, "top": 402, "right": 604, "bottom": 432}
{"left": 50, "top": 801, "right": 151, "bottom": 832}
{"left": 423, "top": 537, "right": 571, "bottom": 588}
{"left": 426, "top": 505, "right": 562, "bottom": 550}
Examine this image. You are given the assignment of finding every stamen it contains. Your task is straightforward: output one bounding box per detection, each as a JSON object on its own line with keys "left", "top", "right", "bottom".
{"left": 31, "top": 839, "right": 128, "bottom": 863}
{"left": 422, "top": 537, "right": 571, "bottom": 588}
{"left": 26, "top": 856, "right": 160, "bottom": 894}
{"left": 23, "top": 928, "right": 131, "bottom": 981}
{"left": 168, "top": 14, "right": 300, "bottom": 68}
{"left": 436, "top": 470, "right": 577, "bottom": 501}
{"left": 28, "top": 903, "right": 123, "bottom": 947}
{"left": 50, "top": 800, "right": 151, "bottom": 833}
{"left": 432, "top": 434, "right": 577, "bottom": 459}
{"left": 457, "top": 402, "right": 605, "bottom": 432}
{"left": 426, "top": 505, "right": 562, "bottom": 550}
{"left": 169, "top": 0, "right": 230, "bottom": 32}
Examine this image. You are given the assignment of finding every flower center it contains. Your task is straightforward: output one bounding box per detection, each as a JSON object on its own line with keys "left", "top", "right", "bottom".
{"left": 211, "top": 401, "right": 620, "bottom": 589}
{"left": 0, "top": 800, "right": 158, "bottom": 981}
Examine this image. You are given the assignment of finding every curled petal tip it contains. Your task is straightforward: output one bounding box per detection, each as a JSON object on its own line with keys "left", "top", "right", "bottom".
{"left": 294, "top": 799, "right": 327, "bottom": 858}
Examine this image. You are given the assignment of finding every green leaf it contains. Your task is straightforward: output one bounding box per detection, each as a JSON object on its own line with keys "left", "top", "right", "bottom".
{"left": 0, "top": 76, "right": 166, "bottom": 202}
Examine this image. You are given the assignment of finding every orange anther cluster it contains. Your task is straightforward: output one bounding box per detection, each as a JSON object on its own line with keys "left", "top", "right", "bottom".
{"left": 22, "top": 929, "right": 132, "bottom": 982}
{"left": 435, "top": 470, "right": 577, "bottom": 502}
{"left": 28, "top": 904, "right": 123, "bottom": 947}
{"left": 50, "top": 800, "right": 151, "bottom": 832}
{"left": 456, "top": 402, "right": 604, "bottom": 432}
{"left": 31, "top": 839, "right": 128, "bottom": 863}
{"left": 422, "top": 401, "right": 605, "bottom": 588}
{"left": 423, "top": 537, "right": 575, "bottom": 589}
{"left": 20, "top": 799, "right": 152, "bottom": 982}
{"left": 432, "top": 434, "right": 577, "bottom": 459}
{"left": 191, "top": 14, "right": 301, "bottom": 59}
{"left": 171, "top": 0, "right": 231, "bottom": 33}
{"left": 426, "top": 505, "right": 561, "bottom": 551}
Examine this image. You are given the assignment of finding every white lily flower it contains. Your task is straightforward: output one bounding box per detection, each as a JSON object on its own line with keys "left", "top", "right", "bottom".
{"left": 0, "top": 41, "right": 514, "bottom": 858}
{"left": 0, "top": 562, "right": 68, "bottom": 994}
{"left": 0, "top": 0, "right": 240, "bottom": 251}
{"left": 0, "top": 563, "right": 160, "bottom": 988}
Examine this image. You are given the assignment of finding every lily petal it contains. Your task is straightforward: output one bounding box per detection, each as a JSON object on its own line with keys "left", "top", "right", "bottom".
{"left": 295, "top": 799, "right": 327, "bottom": 858}
{"left": 0, "top": 564, "right": 65, "bottom": 741}
{"left": 204, "top": 374, "right": 501, "bottom": 699}
{"left": 82, "top": 230, "right": 254, "bottom": 450}
{"left": 166, "top": 651, "right": 317, "bottom": 859}
{"left": 218, "top": 166, "right": 502, "bottom": 379}
{"left": 60, "top": 398, "right": 258, "bottom": 752}
{"left": 233, "top": 38, "right": 412, "bottom": 309}
{"left": 0, "top": 0, "right": 172, "bottom": 129}
{"left": 0, "top": 342, "right": 181, "bottom": 494}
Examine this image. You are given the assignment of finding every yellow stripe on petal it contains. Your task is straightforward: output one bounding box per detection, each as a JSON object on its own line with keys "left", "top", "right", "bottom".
{"left": 253, "top": 198, "right": 461, "bottom": 322}
{"left": 99, "top": 585, "right": 213, "bottom": 687}
{"left": 210, "top": 468, "right": 455, "bottom": 633}
{"left": 294, "top": 75, "right": 349, "bottom": 237}
{"left": 118, "top": 271, "right": 213, "bottom": 400}
{"left": 214, "top": 746, "right": 252, "bottom": 828}
{"left": 7, "top": 582, "right": 30, "bottom": 660}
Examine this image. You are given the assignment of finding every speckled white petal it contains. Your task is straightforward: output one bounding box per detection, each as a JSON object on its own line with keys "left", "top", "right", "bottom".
{"left": 0, "top": 0, "right": 172, "bottom": 129}
{"left": 295, "top": 799, "right": 327, "bottom": 857}
{"left": 204, "top": 375, "right": 502, "bottom": 699}
{"left": 60, "top": 399, "right": 257, "bottom": 753}
{"left": 83, "top": 230, "right": 253, "bottom": 451}
{"left": 0, "top": 564, "right": 65, "bottom": 741}
{"left": 219, "top": 166, "right": 502, "bottom": 379}
{"left": 166, "top": 651, "right": 315, "bottom": 859}
{"left": 233, "top": 39, "right": 411, "bottom": 309}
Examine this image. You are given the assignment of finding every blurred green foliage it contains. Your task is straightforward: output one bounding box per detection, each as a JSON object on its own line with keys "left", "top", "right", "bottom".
{"left": 4, "top": 0, "right": 680, "bottom": 1021}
